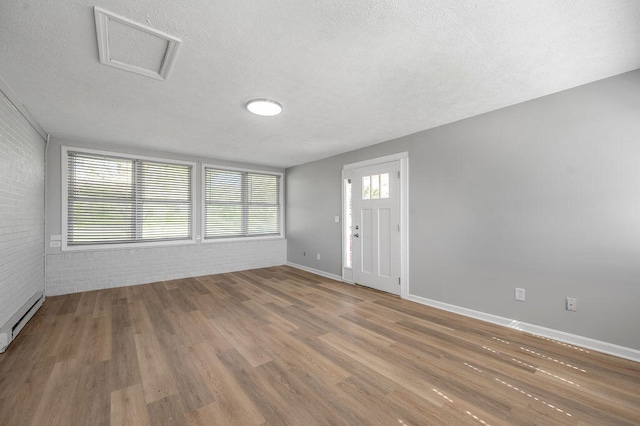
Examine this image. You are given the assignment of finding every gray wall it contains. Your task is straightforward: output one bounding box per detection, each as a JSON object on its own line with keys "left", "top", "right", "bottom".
{"left": 0, "top": 88, "right": 45, "bottom": 328}
{"left": 286, "top": 69, "right": 640, "bottom": 350}
{"left": 45, "top": 137, "right": 286, "bottom": 295}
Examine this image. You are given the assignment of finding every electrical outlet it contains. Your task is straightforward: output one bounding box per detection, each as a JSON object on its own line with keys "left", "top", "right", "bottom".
{"left": 515, "top": 288, "right": 525, "bottom": 301}
{"left": 566, "top": 297, "right": 577, "bottom": 312}
{"left": 49, "top": 241, "right": 61, "bottom": 248}
{"left": 316, "top": 253, "right": 321, "bottom": 260}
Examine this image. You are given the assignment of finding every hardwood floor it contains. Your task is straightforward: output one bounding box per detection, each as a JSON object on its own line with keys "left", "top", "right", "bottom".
{"left": 1, "top": 266, "right": 639, "bottom": 425}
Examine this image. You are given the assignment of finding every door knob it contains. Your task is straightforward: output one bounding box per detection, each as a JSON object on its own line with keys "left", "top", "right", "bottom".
{"left": 354, "top": 233, "right": 359, "bottom": 238}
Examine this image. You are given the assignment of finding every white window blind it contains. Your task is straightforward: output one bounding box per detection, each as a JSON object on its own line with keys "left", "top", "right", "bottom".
{"left": 204, "top": 167, "right": 281, "bottom": 239}
{"left": 67, "top": 151, "right": 193, "bottom": 246}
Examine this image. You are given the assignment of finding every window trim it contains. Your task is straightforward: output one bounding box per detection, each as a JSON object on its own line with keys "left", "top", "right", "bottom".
{"left": 61, "top": 146, "right": 197, "bottom": 251}
{"left": 201, "top": 163, "right": 285, "bottom": 243}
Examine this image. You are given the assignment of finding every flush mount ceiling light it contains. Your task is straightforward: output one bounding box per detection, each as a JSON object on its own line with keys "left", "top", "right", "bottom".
{"left": 246, "top": 99, "right": 283, "bottom": 116}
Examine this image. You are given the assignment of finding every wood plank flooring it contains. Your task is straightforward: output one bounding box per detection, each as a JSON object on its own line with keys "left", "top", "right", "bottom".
{"left": 1, "top": 265, "right": 639, "bottom": 425}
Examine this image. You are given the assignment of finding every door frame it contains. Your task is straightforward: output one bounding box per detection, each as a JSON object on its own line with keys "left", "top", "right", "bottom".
{"left": 342, "top": 152, "right": 409, "bottom": 299}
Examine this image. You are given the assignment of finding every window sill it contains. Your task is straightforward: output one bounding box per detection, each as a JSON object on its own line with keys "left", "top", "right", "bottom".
{"left": 61, "top": 238, "right": 197, "bottom": 252}
{"left": 201, "top": 235, "right": 285, "bottom": 244}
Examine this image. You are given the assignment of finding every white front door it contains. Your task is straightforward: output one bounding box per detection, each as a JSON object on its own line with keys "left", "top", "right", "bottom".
{"left": 352, "top": 160, "right": 401, "bottom": 295}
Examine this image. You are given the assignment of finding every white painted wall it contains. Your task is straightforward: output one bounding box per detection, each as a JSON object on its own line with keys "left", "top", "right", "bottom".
{"left": 0, "top": 89, "right": 45, "bottom": 329}
{"left": 45, "top": 137, "right": 286, "bottom": 296}
{"left": 46, "top": 239, "right": 286, "bottom": 296}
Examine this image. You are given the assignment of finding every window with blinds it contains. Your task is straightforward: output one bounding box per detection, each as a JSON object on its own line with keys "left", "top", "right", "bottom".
{"left": 66, "top": 151, "right": 193, "bottom": 246}
{"left": 204, "top": 167, "right": 282, "bottom": 239}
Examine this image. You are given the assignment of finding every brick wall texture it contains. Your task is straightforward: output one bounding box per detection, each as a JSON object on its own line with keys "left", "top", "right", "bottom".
{"left": 46, "top": 239, "right": 286, "bottom": 296}
{"left": 0, "top": 90, "right": 45, "bottom": 327}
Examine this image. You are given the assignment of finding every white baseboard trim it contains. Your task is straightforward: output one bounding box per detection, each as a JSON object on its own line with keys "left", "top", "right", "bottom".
{"left": 407, "top": 294, "right": 640, "bottom": 363}
{"left": 286, "top": 262, "right": 344, "bottom": 282}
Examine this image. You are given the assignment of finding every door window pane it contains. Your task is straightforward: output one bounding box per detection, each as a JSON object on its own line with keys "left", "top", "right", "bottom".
{"left": 371, "top": 174, "right": 380, "bottom": 199}
{"left": 362, "top": 176, "right": 371, "bottom": 200}
{"left": 380, "top": 173, "right": 389, "bottom": 198}
{"left": 345, "top": 178, "right": 352, "bottom": 268}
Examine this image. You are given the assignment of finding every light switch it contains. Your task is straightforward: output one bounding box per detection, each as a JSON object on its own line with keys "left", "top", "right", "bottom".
{"left": 334, "top": 216, "right": 340, "bottom": 223}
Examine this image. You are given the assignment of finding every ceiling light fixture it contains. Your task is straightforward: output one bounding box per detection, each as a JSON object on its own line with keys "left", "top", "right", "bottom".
{"left": 246, "top": 98, "right": 283, "bottom": 116}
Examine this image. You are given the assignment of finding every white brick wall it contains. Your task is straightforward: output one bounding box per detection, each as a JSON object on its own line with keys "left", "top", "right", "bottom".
{"left": 45, "top": 239, "right": 286, "bottom": 295}
{"left": 0, "top": 90, "right": 45, "bottom": 328}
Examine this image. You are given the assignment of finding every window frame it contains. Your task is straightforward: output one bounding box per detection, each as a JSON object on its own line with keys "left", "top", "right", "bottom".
{"left": 61, "top": 146, "right": 197, "bottom": 251}
{"left": 201, "top": 163, "right": 285, "bottom": 243}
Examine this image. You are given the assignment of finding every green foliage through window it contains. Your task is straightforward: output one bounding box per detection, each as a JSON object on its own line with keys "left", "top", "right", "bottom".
{"left": 67, "top": 151, "right": 193, "bottom": 245}
{"left": 204, "top": 168, "right": 281, "bottom": 239}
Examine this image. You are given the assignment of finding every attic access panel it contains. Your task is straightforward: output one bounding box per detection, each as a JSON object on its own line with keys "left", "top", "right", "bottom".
{"left": 94, "top": 7, "right": 181, "bottom": 81}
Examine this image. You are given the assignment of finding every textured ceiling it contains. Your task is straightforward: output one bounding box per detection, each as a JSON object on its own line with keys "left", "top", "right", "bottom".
{"left": 1, "top": 1, "right": 640, "bottom": 168}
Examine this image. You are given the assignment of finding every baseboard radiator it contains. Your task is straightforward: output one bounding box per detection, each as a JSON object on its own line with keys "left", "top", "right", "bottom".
{"left": 0, "top": 292, "right": 44, "bottom": 353}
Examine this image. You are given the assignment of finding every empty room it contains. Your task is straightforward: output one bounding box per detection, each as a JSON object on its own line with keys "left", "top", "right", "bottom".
{"left": 1, "top": 1, "right": 640, "bottom": 425}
